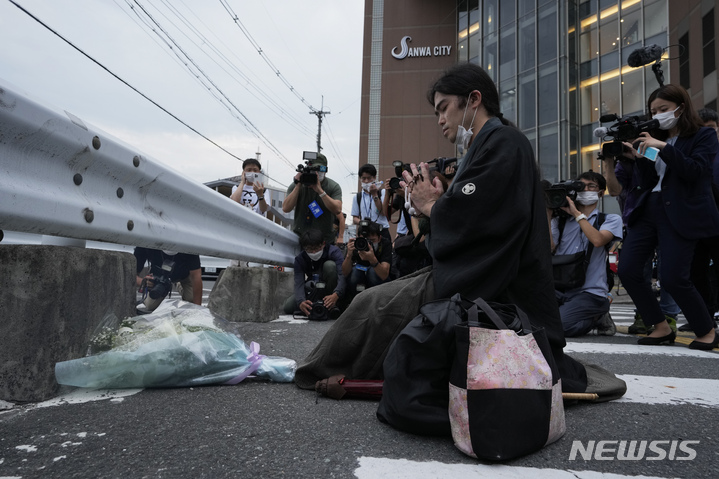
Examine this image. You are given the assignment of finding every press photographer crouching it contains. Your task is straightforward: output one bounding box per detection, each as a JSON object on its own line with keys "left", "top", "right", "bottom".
{"left": 283, "top": 229, "right": 344, "bottom": 320}
{"left": 134, "top": 247, "right": 202, "bottom": 312}
{"left": 342, "top": 219, "right": 392, "bottom": 301}
{"left": 547, "top": 172, "right": 623, "bottom": 337}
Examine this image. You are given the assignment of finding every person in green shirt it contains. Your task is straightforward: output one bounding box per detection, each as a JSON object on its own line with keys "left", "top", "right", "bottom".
{"left": 283, "top": 153, "right": 343, "bottom": 244}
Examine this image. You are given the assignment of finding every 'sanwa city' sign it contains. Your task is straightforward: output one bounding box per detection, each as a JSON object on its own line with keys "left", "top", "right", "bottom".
{"left": 391, "top": 36, "right": 452, "bottom": 59}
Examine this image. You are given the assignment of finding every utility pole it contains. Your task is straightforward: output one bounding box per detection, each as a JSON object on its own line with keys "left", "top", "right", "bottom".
{"left": 310, "top": 96, "right": 330, "bottom": 153}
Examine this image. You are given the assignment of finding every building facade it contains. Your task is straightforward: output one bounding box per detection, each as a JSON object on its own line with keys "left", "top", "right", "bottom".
{"left": 360, "top": 0, "right": 719, "bottom": 203}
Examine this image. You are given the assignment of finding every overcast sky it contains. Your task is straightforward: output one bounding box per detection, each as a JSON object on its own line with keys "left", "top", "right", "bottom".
{"left": 0, "top": 0, "right": 365, "bottom": 213}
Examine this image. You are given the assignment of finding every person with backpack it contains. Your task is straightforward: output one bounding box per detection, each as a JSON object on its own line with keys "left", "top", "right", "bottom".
{"left": 549, "top": 171, "right": 623, "bottom": 337}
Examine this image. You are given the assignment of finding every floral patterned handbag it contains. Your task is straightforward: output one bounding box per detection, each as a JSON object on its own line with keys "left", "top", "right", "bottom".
{"left": 448, "top": 297, "right": 565, "bottom": 461}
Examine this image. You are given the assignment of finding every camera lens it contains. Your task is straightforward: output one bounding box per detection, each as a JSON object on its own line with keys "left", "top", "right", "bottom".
{"left": 354, "top": 237, "right": 369, "bottom": 251}
{"left": 389, "top": 177, "right": 401, "bottom": 190}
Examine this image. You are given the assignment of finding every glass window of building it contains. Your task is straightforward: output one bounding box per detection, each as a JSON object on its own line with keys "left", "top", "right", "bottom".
{"left": 581, "top": 80, "right": 599, "bottom": 125}
{"left": 538, "top": 65, "right": 558, "bottom": 125}
{"left": 519, "top": 72, "right": 536, "bottom": 129}
{"left": 484, "top": 0, "right": 497, "bottom": 35}
{"left": 537, "top": 3, "right": 557, "bottom": 65}
{"left": 484, "top": 32, "right": 498, "bottom": 82}
{"left": 600, "top": 74, "right": 620, "bottom": 118}
{"left": 539, "top": 125, "right": 559, "bottom": 183}
{"left": 519, "top": 0, "right": 536, "bottom": 17}
{"left": 500, "top": 79, "right": 517, "bottom": 124}
{"left": 620, "top": 3, "right": 641, "bottom": 47}
{"left": 500, "top": 0, "right": 515, "bottom": 28}
{"left": 599, "top": 17, "right": 618, "bottom": 57}
{"left": 644, "top": 0, "right": 667, "bottom": 39}
{"left": 519, "top": 13, "right": 536, "bottom": 72}
{"left": 499, "top": 26, "right": 516, "bottom": 82}
{"left": 621, "top": 68, "right": 644, "bottom": 117}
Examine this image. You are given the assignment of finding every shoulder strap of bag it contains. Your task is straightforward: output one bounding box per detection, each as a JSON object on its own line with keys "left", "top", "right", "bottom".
{"left": 466, "top": 297, "right": 531, "bottom": 333}
{"left": 356, "top": 192, "right": 362, "bottom": 211}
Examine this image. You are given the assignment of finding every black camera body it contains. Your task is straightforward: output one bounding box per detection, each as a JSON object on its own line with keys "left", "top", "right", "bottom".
{"left": 544, "top": 180, "right": 586, "bottom": 210}
{"left": 297, "top": 151, "right": 328, "bottom": 185}
{"left": 389, "top": 157, "right": 458, "bottom": 190}
{"left": 148, "top": 262, "right": 175, "bottom": 300}
{"left": 309, "top": 300, "right": 329, "bottom": 321}
{"left": 354, "top": 219, "right": 376, "bottom": 252}
{"left": 599, "top": 114, "right": 659, "bottom": 158}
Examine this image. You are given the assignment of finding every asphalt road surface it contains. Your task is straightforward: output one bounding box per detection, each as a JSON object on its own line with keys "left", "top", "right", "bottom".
{"left": 1, "top": 295, "right": 718, "bottom": 479}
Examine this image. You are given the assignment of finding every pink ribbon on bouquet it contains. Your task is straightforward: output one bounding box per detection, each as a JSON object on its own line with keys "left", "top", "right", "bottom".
{"left": 224, "top": 341, "right": 266, "bottom": 385}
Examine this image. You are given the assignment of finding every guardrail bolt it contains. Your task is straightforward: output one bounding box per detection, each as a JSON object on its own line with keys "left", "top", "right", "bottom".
{"left": 83, "top": 208, "right": 94, "bottom": 223}
{"left": 127, "top": 220, "right": 134, "bottom": 231}
{"left": 73, "top": 173, "right": 83, "bottom": 185}
{"left": 116, "top": 187, "right": 124, "bottom": 198}
{"left": 133, "top": 156, "right": 140, "bottom": 167}
{"left": 92, "top": 136, "right": 101, "bottom": 150}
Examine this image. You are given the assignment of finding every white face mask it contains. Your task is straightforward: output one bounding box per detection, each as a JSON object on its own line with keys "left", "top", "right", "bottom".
{"left": 162, "top": 250, "right": 177, "bottom": 256}
{"left": 653, "top": 107, "right": 681, "bottom": 130}
{"left": 372, "top": 241, "right": 380, "bottom": 249}
{"left": 361, "top": 182, "right": 373, "bottom": 192}
{"left": 318, "top": 172, "right": 326, "bottom": 182}
{"left": 576, "top": 191, "right": 600, "bottom": 205}
{"left": 306, "top": 249, "right": 323, "bottom": 261}
{"left": 455, "top": 94, "right": 479, "bottom": 153}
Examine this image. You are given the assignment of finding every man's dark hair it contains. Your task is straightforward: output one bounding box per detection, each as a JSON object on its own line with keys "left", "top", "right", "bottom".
{"left": 698, "top": 108, "right": 719, "bottom": 124}
{"left": 299, "top": 229, "right": 324, "bottom": 250}
{"left": 577, "top": 171, "right": 606, "bottom": 192}
{"left": 363, "top": 221, "right": 382, "bottom": 238}
{"left": 242, "top": 158, "right": 262, "bottom": 171}
{"left": 427, "top": 62, "right": 511, "bottom": 126}
{"left": 358, "top": 163, "right": 377, "bottom": 178}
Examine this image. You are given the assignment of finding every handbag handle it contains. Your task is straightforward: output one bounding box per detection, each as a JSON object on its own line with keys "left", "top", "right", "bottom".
{"left": 466, "top": 297, "right": 532, "bottom": 333}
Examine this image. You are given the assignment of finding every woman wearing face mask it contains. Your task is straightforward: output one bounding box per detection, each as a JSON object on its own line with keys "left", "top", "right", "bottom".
{"left": 617, "top": 84, "right": 719, "bottom": 349}
{"left": 549, "top": 172, "right": 623, "bottom": 337}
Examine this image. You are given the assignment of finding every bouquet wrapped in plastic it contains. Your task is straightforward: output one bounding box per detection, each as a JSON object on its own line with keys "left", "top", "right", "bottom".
{"left": 55, "top": 301, "right": 296, "bottom": 388}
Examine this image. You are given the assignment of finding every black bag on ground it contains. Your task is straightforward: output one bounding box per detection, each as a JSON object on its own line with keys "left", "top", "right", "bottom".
{"left": 376, "top": 294, "right": 465, "bottom": 436}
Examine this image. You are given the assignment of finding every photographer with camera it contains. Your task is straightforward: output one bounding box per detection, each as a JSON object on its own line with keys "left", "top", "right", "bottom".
{"left": 282, "top": 229, "right": 344, "bottom": 320}
{"left": 134, "top": 247, "right": 202, "bottom": 311}
{"left": 283, "top": 152, "right": 343, "bottom": 245}
{"left": 615, "top": 84, "right": 719, "bottom": 350}
{"left": 342, "top": 220, "right": 392, "bottom": 301}
{"left": 351, "top": 163, "right": 391, "bottom": 242}
{"left": 548, "top": 172, "right": 623, "bottom": 337}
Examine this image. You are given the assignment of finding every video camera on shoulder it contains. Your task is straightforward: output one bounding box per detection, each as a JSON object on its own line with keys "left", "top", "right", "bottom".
{"left": 544, "top": 180, "right": 586, "bottom": 211}
{"left": 388, "top": 157, "right": 458, "bottom": 190}
{"left": 297, "top": 151, "right": 328, "bottom": 185}
{"left": 596, "top": 113, "right": 659, "bottom": 158}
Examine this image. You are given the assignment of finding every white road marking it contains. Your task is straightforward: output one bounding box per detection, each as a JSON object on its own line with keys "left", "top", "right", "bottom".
{"left": 617, "top": 374, "right": 719, "bottom": 407}
{"left": 565, "top": 342, "right": 719, "bottom": 358}
{"left": 354, "top": 457, "right": 669, "bottom": 479}
{"left": 34, "top": 388, "right": 142, "bottom": 408}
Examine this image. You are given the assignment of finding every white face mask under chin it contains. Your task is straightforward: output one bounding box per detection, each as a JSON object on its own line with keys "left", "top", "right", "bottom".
{"left": 576, "top": 191, "right": 600, "bottom": 206}
{"left": 455, "top": 95, "right": 479, "bottom": 153}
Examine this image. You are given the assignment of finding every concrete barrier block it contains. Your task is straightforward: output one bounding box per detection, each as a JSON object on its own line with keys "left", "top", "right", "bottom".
{"left": 208, "top": 267, "right": 294, "bottom": 322}
{"left": 0, "top": 245, "right": 136, "bottom": 402}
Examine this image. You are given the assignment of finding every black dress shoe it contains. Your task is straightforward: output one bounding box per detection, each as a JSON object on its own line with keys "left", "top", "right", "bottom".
{"left": 688, "top": 332, "right": 719, "bottom": 350}
{"left": 678, "top": 323, "right": 693, "bottom": 332}
{"left": 637, "top": 331, "right": 676, "bottom": 345}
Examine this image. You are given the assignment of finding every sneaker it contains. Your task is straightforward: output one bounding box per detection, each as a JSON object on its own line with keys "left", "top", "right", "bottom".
{"left": 596, "top": 312, "right": 617, "bottom": 336}
{"left": 628, "top": 312, "right": 650, "bottom": 334}
{"left": 664, "top": 315, "right": 677, "bottom": 333}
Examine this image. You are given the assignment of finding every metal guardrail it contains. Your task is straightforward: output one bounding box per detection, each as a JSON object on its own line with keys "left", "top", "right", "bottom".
{"left": 0, "top": 78, "right": 299, "bottom": 266}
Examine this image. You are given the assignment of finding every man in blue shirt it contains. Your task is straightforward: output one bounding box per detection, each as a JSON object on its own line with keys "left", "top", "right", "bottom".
{"left": 549, "top": 171, "right": 623, "bottom": 337}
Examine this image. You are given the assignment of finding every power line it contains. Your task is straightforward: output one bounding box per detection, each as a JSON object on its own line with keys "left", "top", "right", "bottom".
{"left": 6, "top": 0, "right": 247, "bottom": 164}
{"left": 217, "top": 0, "right": 319, "bottom": 113}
